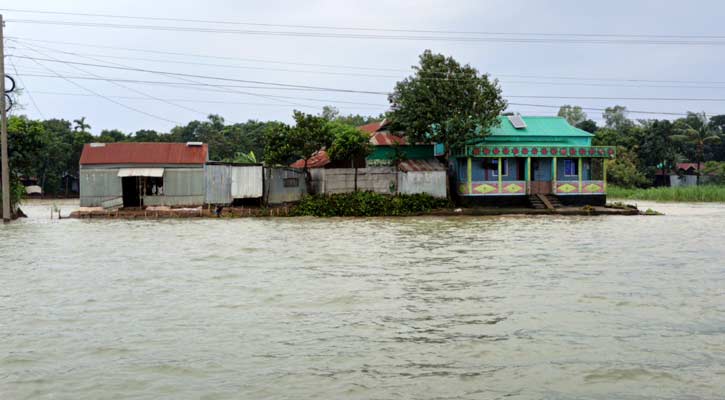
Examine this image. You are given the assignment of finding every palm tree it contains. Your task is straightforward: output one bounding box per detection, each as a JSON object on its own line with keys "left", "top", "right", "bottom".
{"left": 670, "top": 112, "right": 721, "bottom": 185}
{"left": 73, "top": 117, "right": 91, "bottom": 134}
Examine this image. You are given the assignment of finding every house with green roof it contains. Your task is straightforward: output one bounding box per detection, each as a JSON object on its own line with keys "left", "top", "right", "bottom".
{"left": 452, "top": 115, "right": 616, "bottom": 206}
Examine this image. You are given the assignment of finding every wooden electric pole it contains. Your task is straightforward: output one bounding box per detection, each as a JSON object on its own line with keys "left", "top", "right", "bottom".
{"left": 0, "top": 14, "right": 10, "bottom": 222}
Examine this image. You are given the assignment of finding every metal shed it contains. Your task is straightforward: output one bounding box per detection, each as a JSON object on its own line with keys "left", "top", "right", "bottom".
{"left": 205, "top": 163, "right": 264, "bottom": 204}
{"left": 79, "top": 142, "right": 208, "bottom": 208}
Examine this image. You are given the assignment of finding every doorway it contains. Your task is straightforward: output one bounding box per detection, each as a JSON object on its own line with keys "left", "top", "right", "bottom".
{"left": 122, "top": 177, "right": 140, "bottom": 207}
{"left": 531, "top": 158, "right": 552, "bottom": 194}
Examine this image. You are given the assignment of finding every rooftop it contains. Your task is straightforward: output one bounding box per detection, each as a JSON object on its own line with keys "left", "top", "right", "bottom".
{"left": 80, "top": 142, "right": 208, "bottom": 165}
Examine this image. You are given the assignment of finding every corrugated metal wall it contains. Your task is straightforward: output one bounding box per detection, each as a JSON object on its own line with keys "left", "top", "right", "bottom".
{"left": 231, "top": 166, "right": 263, "bottom": 198}
{"left": 80, "top": 168, "right": 122, "bottom": 207}
{"left": 80, "top": 166, "right": 205, "bottom": 207}
{"left": 205, "top": 164, "right": 232, "bottom": 204}
{"left": 265, "top": 167, "right": 307, "bottom": 204}
{"left": 160, "top": 168, "right": 205, "bottom": 205}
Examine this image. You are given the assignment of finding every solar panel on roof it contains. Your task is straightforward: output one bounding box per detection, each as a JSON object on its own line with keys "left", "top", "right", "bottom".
{"left": 508, "top": 114, "right": 527, "bottom": 129}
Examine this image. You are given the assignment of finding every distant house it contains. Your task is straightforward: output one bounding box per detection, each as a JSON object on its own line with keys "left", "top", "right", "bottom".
{"left": 289, "top": 120, "right": 447, "bottom": 198}
{"left": 452, "top": 115, "right": 616, "bottom": 206}
{"left": 656, "top": 163, "right": 708, "bottom": 187}
{"left": 79, "top": 142, "right": 208, "bottom": 208}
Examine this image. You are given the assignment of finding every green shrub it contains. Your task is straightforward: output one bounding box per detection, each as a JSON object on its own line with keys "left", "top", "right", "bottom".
{"left": 291, "top": 192, "right": 452, "bottom": 217}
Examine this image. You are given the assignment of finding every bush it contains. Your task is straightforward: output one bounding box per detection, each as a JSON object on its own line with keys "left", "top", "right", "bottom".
{"left": 291, "top": 192, "right": 452, "bottom": 217}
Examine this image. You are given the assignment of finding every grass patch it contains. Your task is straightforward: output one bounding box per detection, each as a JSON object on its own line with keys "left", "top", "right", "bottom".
{"left": 291, "top": 192, "right": 452, "bottom": 217}
{"left": 608, "top": 185, "right": 725, "bottom": 202}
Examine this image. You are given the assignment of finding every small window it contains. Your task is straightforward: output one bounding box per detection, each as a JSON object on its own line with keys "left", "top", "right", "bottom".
{"left": 564, "top": 159, "right": 578, "bottom": 176}
{"left": 283, "top": 177, "right": 299, "bottom": 187}
{"left": 491, "top": 159, "right": 508, "bottom": 177}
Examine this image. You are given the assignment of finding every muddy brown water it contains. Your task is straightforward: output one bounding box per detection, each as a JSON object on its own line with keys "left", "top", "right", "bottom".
{"left": 1, "top": 200, "right": 724, "bottom": 399}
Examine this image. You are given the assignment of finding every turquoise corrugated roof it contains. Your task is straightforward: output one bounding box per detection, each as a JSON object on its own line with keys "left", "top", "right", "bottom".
{"left": 487, "top": 116, "right": 593, "bottom": 137}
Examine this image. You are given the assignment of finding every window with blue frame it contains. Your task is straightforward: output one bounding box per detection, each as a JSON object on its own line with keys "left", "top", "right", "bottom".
{"left": 491, "top": 159, "right": 508, "bottom": 177}
{"left": 564, "top": 159, "right": 578, "bottom": 176}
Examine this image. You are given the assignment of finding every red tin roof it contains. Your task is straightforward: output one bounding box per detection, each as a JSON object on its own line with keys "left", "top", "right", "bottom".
{"left": 80, "top": 142, "right": 208, "bottom": 165}
{"left": 369, "top": 132, "right": 408, "bottom": 146}
{"left": 289, "top": 149, "right": 331, "bottom": 169}
{"left": 398, "top": 159, "right": 447, "bottom": 172}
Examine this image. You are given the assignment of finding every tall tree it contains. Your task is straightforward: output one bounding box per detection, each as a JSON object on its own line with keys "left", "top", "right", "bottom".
{"left": 388, "top": 50, "right": 506, "bottom": 155}
{"left": 603, "top": 106, "right": 634, "bottom": 131}
{"left": 670, "top": 112, "right": 722, "bottom": 185}
{"left": 557, "top": 105, "right": 588, "bottom": 126}
{"left": 327, "top": 122, "right": 372, "bottom": 191}
{"left": 73, "top": 117, "right": 91, "bottom": 134}
{"left": 264, "top": 111, "right": 335, "bottom": 192}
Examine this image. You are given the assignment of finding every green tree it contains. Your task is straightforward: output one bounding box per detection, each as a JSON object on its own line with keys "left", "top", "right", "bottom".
{"left": 264, "top": 111, "right": 335, "bottom": 192}
{"left": 320, "top": 105, "right": 383, "bottom": 127}
{"left": 98, "top": 129, "right": 127, "bottom": 143}
{"left": 575, "top": 119, "right": 598, "bottom": 133}
{"left": 671, "top": 112, "right": 722, "bottom": 185}
{"left": 557, "top": 105, "right": 588, "bottom": 126}
{"left": 388, "top": 50, "right": 506, "bottom": 155}
{"left": 73, "top": 117, "right": 91, "bottom": 134}
{"left": 327, "top": 122, "right": 372, "bottom": 191}
{"left": 603, "top": 105, "right": 634, "bottom": 131}
{"left": 606, "top": 149, "right": 649, "bottom": 188}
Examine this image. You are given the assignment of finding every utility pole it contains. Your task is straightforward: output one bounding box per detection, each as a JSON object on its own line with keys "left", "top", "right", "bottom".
{"left": 0, "top": 14, "right": 10, "bottom": 222}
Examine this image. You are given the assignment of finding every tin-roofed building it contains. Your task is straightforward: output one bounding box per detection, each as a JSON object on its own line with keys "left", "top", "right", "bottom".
{"left": 79, "top": 142, "right": 208, "bottom": 208}
{"left": 453, "top": 115, "right": 616, "bottom": 206}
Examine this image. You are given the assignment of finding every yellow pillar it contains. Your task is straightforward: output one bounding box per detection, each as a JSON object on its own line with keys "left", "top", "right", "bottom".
{"left": 467, "top": 157, "right": 472, "bottom": 195}
{"left": 498, "top": 157, "right": 503, "bottom": 193}
{"left": 578, "top": 158, "right": 583, "bottom": 193}
{"left": 526, "top": 157, "right": 531, "bottom": 194}
{"left": 552, "top": 157, "right": 557, "bottom": 193}
{"left": 603, "top": 159, "right": 608, "bottom": 193}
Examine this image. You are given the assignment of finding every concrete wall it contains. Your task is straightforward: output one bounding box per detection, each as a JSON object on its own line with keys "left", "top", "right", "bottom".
{"left": 311, "top": 167, "right": 398, "bottom": 195}
{"left": 264, "top": 167, "right": 307, "bottom": 204}
{"left": 398, "top": 171, "right": 447, "bottom": 198}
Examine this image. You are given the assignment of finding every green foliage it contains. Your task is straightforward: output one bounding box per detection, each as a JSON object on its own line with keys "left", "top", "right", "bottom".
{"left": 327, "top": 122, "right": 371, "bottom": 163}
{"left": 264, "top": 111, "right": 334, "bottom": 167}
{"left": 557, "top": 105, "right": 588, "bottom": 126}
{"left": 608, "top": 185, "right": 725, "bottom": 202}
{"left": 388, "top": 50, "right": 506, "bottom": 155}
{"left": 603, "top": 105, "right": 634, "bottom": 131}
{"left": 702, "top": 161, "right": 725, "bottom": 184}
{"left": 292, "top": 192, "right": 452, "bottom": 217}
{"left": 606, "top": 149, "right": 649, "bottom": 188}
{"left": 319, "top": 106, "right": 382, "bottom": 127}
{"left": 575, "top": 119, "right": 598, "bottom": 133}
{"left": 226, "top": 151, "right": 257, "bottom": 164}
{"left": 670, "top": 112, "right": 722, "bottom": 180}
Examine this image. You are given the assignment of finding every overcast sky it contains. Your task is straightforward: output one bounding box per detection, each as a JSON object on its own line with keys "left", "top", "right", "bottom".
{"left": 3, "top": 0, "right": 725, "bottom": 134}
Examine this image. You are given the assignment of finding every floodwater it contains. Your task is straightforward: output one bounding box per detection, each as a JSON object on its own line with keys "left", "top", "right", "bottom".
{"left": 1, "top": 200, "right": 724, "bottom": 400}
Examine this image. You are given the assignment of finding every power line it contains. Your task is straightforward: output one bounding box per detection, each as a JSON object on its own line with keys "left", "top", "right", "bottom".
{"left": 22, "top": 45, "right": 211, "bottom": 117}
{"left": 3, "top": 8, "right": 724, "bottom": 40}
{"left": 7, "top": 57, "right": 45, "bottom": 118}
{"left": 10, "top": 55, "right": 391, "bottom": 94}
{"left": 8, "top": 37, "right": 406, "bottom": 73}
{"left": 16, "top": 40, "right": 318, "bottom": 110}
{"left": 507, "top": 102, "right": 706, "bottom": 117}
{"left": 10, "top": 38, "right": 725, "bottom": 90}
{"left": 29, "top": 91, "right": 386, "bottom": 109}
{"left": 18, "top": 50, "right": 182, "bottom": 124}
{"left": 505, "top": 95, "right": 725, "bottom": 102}
{"left": 7, "top": 19, "right": 725, "bottom": 46}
